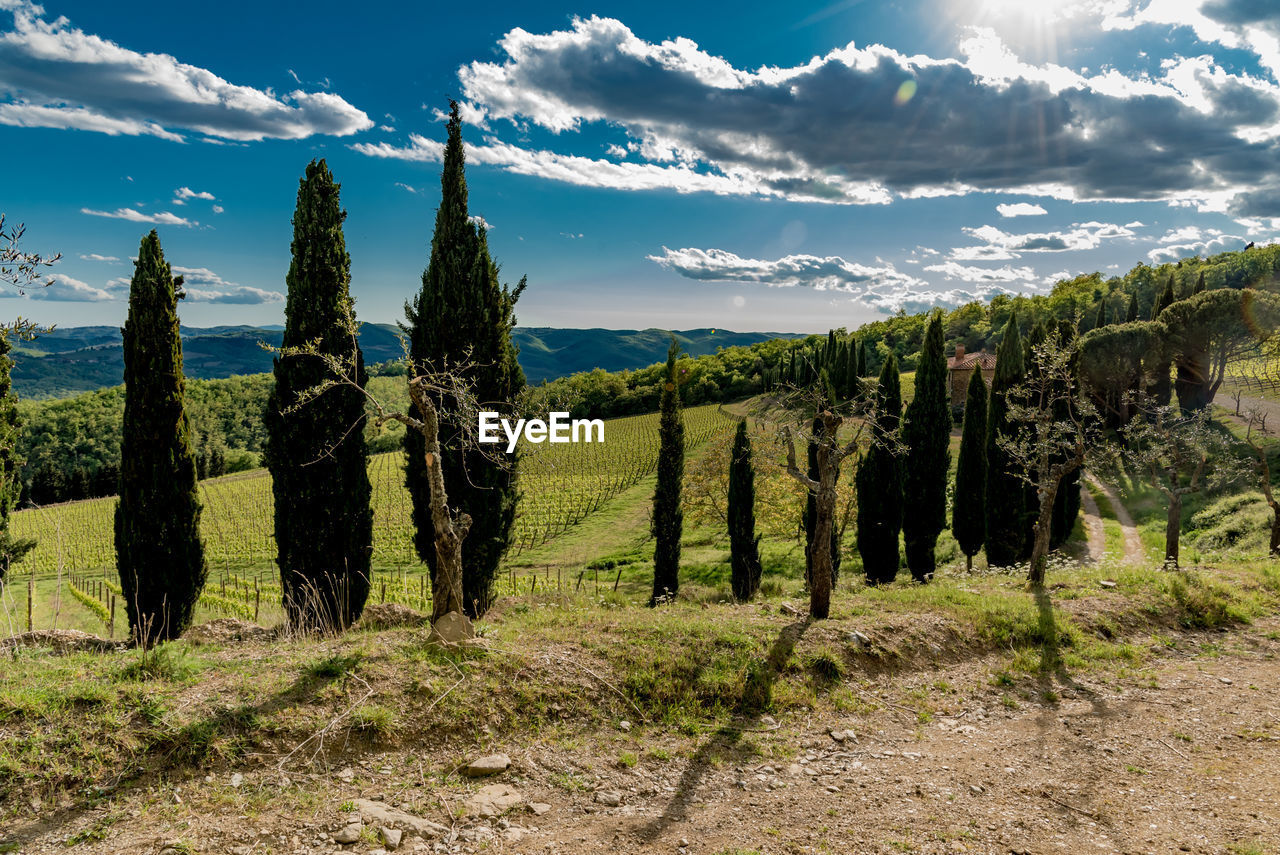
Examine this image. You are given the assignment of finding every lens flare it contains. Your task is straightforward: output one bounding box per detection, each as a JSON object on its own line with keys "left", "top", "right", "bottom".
{"left": 895, "top": 80, "right": 917, "bottom": 106}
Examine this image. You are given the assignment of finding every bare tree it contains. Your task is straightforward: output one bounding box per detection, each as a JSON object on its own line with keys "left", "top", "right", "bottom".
{"left": 1243, "top": 408, "right": 1280, "bottom": 557}
{"left": 997, "top": 330, "right": 1098, "bottom": 585}
{"left": 273, "top": 301, "right": 513, "bottom": 633}
{"left": 767, "top": 374, "right": 878, "bottom": 619}
{"left": 0, "top": 214, "right": 60, "bottom": 339}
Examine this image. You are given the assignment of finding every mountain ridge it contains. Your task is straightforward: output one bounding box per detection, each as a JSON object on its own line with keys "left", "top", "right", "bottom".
{"left": 11, "top": 324, "right": 804, "bottom": 399}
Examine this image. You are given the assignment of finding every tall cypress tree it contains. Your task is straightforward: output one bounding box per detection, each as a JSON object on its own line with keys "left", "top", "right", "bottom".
{"left": 856, "top": 354, "right": 903, "bottom": 584}
{"left": 856, "top": 339, "right": 868, "bottom": 378}
{"left": 901, "top": 311, "right": 950, "bottom": 581}
{"left": 728, "top": 419, "right": 763, "bottom": 601}
{"left": 1150, "top": 275, "right": 1177, "bottom": 404}
{"left": 651, "top": 337, "right": 684, "bottom": 605}
{"left": 0, "top": 333, "right": 33, "bottom": 586}
{"left": 1193, "top": 270, "right": 1206, "bottom": 294}
{"left": 115, "top": 231, "right": 206, "bottom": 645}
{"left": 953, "top": 365, "right": 988, "bottom": 569}
{"left": 1125, "top": 292, "right": 1140, "bottom": 323}
{"left": 1093, "top": 298, "right": 1108, "bottom": 330}
{"left": 984, "top": 314, "right": 1028, "bottom": 566}
{"left": 264, "top": 160, "right": 373, "bottom": 633}
{"left": 405, "top": 102, "right": 525, "bottom": 618}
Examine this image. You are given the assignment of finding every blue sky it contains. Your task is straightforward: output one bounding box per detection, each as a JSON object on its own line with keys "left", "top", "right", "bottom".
{"left": 3, "top": 0, "right": 1280, "bottom": 332}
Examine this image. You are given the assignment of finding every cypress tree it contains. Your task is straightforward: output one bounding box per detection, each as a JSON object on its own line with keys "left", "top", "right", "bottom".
{"left": 1150, "top": 275, "right": 1177, "bottom": 404}
{"left": 952, "top": 365, "right": 988, "bottom": 569}
{"left": 856, "top": 354, "right": 903, "bottom": 584}
{"left": 728, "top": 419, "right": 763, "bottom": 601}
{"left": 651, "top": 337, "right": 684, "bottom": 605}
{"left": 856, "top": 339, "right": 868, "bottom": 378}
{"left": 1193, "top": 270, "right": 1206, "bottom": 294}
{"left": 405, "top": 102, "right": 525, "bottom": 618}
{"left": 804, "top": 413, "right": 841, "bottom": 587}
{"left": 1151, "top": 275, "right": 1176, "bottom": 320}
{"left": 115, "top": 231, "right": 206, "bottom": 645}
{"left": 902, "top": 312, "right": 950, "bottom": 581}
{"left": 1093, "top": 298, "right": 1107, "bottom": 330}
{"left": 1125, "top": 291, "right": 1139, "bottom": 323}
{"left": 264, "top": 160, "right": 373, "bottom": 633}
{"left": 0, "top": 333, "right": 33, "bottom": 587}
{"left": 984, "top": 313, "right": 1029, "bottom": 566}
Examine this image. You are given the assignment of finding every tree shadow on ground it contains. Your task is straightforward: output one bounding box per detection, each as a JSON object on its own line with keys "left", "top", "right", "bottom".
{"left": 634, "top": 617, "right": 810, "bottom": 843}
{"left": 1030, "top": 582, "right": 1118, "bottom": 831}
{"left": 3, "top": 650, "right": 359, "bottom": 847}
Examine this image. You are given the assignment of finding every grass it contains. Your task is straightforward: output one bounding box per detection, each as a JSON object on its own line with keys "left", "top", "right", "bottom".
{"left": 3, "top": 551, "right": 1276, "bottom": 820}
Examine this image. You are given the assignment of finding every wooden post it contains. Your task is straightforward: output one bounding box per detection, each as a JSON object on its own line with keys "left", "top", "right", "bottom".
{"left": 254, "top": 588, "right": 260, "bottom": 623}
{"left": 27, "top": 579, "right": 33, "bottom": 632}
{"left": 380, "top": 581, "right": 386, "bottom": 604}
{"left": 109, "top": 594, "right": 115, "bottom": 639}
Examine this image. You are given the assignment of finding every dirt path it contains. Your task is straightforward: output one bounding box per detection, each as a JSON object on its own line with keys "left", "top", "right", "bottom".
{"left": 11, "top": 620, "right": 1280, "bottom": 855}
{"left": 1084, "top": 472, "right": 1144, "bottom": 564}
{"left": 1077, "top": 484, "right": 1107, "bottom": 563}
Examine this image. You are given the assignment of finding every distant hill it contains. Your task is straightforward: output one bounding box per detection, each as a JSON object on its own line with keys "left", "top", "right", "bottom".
{"left": 11, "top": 324, "right": 802, "bottom": 399}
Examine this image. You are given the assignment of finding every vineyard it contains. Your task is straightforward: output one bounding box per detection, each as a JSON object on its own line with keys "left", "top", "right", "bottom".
{"left": 4, "top": 405, "right": 736, "bottom": 630}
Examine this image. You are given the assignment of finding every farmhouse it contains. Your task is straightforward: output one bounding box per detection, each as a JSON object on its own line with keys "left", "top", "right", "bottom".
{"left": 946, "top": 345, "right": 997, "bottom": 407}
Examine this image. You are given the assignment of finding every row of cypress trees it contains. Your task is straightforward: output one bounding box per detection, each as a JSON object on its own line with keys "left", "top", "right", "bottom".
{"left": 112, "top": 103, "right": 524, "bottom": 642}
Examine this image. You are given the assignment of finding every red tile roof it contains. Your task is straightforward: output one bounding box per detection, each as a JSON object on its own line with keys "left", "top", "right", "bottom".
{"left": 947, "top": 351, "right": 997, "bottom": 371}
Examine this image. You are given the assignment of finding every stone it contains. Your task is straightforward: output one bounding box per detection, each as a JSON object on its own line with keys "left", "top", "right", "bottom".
{"left": 528, "top": 802, "right": 551, "bottom": 816}
{"left": 352, "top": 799, "right": 449, "bottom": 838}
{"left": 333, "top": 823, "right": 362, "bottom": 844}
{"left": 1099, "top": 579, "right": 1117, "bottom": 589}
{"left": 430, "top": 611, "right": 475, "bottom": 644}
{"left": 619, "top": 720, "right": 632, "bottom": 732}
{"left": 229, "top": 772, "right": 244, "bottom": 788}
{"left": 463, "top": 753, "right": 511, "bottom": 777}
{"left": 594, "top": 790, "right": 623, "bottom": 807}
{"left": 380, "top": 827, "right": 403, "bottom": 850}
{"left": 464, "top": 784, "right": 524, "bottom": 818}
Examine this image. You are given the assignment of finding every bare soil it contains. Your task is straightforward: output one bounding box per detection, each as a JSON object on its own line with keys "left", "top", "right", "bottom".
{"left": 6, "top": 617, "right": 1278, "bottom": 855}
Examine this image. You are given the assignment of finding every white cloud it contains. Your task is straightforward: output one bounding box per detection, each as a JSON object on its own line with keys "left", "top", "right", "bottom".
{"left": 0, "top": 1, "right": 371, "bottom": 141}
{"left": 78, "top": 252, "right": 119, "bottom": 262}
{"left": 172, "top": 265, "right": 283, "bottom": 304}
{"left": 28, "top": 273, "right": 112, "bottom": 301}
{"left": 923, "top": 260, "right": 1041, "bottom": 284}
{"left": 646, "top": 245, "right": 1040, "bottom": 312}
{"left": 394, "top": 182, "right": 420, "bottom": 194}
{"left": 172, "top": 187, "right": 215, "bottom": 205}
{"left": 1146, "top": 226, "right": 1248, "bottom": 260}
{"left": 81, "top": 207, "right": 195, "bottom": 226}
{"left": 996, "top": 202, "right": 1048, "bottom": 217}
{"left": 950, "top": 221, "right": 1137, "bottom": 260}
{"left": 341, "top": 16, "right": 1280, "bottom": 209}
{"left": 469, "top": 214, "right": 492, "bottom": 230}
{"left": 211, "top": 204, "right": 224, "bottom": 214}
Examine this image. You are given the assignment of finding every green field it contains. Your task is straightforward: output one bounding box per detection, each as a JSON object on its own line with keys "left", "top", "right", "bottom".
{"left": 3, "top": 405, "right": 737, "bottom": 634}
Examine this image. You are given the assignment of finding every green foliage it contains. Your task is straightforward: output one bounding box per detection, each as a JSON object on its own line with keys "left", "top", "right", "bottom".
{"left": 651, "top": 337, "right": 685, "bottom": 605}
{"left": 984, "top": 313, "right": 1029, "bottom": 566}
{"left": 404, "top": 101, "right": 524, "bottom": 618}
{"left": 115, "top": 231, "right": 207, "bottom": 645}
{"left": 901, "top": 312, "right": 950, "bottom": 580}
{"left": 0, "top": 333, "right": 33, "bottom": 584}
{"left": 727, "top": 420, "right": 762, "bottom": 601}
{"left": 953, "top": 366, "right": 988, "bottom": 564}
{"left": 857, "top": 354, "right": 903, "bottom": 584}
{"left": 264, "top": 159, "right": 373, "bottom": 633}
{"left": 1159, "top": 288, "right": 1280, "bottom": 412}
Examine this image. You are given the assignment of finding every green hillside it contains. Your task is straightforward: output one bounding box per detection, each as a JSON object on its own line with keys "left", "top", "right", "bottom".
{"left": 11, "top": 324, "right": 801, "bottom": 399}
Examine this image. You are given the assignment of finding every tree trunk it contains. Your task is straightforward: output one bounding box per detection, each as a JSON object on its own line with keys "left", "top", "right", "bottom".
{"left": 1026, "top": 484, "right": 1059, "bottom": 586}
{"left": 408, "top": 381, "right": 468, "bottom": 621}
{"left": 1270, "top": 502, "right": 1279, "bottom": 558}
{"left": 809, "top": 447, "right": 837, "bottom": 620}
{"left": 1165, "top": 493, "right": 1182, "bottom": 567}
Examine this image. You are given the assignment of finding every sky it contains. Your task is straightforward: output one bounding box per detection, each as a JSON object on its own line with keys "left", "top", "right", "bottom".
{"left": 3, "top": 0, "right": 1280, "bottom": 333}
